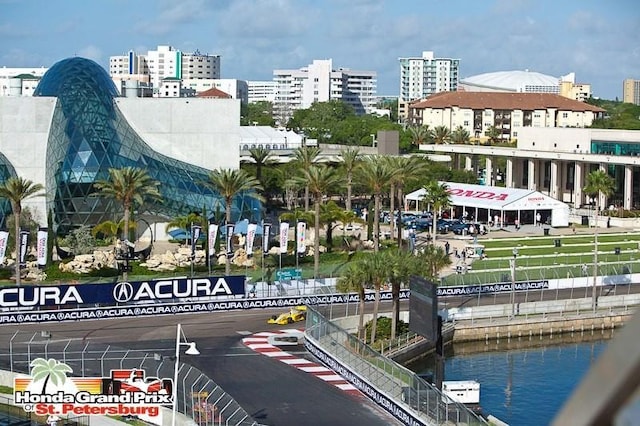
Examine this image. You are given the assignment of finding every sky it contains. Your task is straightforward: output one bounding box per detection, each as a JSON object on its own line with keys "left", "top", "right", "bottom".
{"left": 1, "top": 0, "right": 639, "bottom": 100}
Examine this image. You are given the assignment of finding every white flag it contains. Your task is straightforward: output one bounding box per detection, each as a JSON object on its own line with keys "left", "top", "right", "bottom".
{"left": 262, "top": 223, "right": 271, "bottom": 252}
{"left": 0, "top": 230, "right": 8, "bottom": 264}
{"left": 37, "top": 228, "right": 48, "bottom": 267}
{"left": 208, "top": 224, "right": 218, "bottom": 257}
{"left": 279, "top": 222, "right": 289, "bottom": 254}
{"left": 246, "top": 223, "right": 257, "bottom": 255}
{"left": 296, "top": 222, "right": 306, "bottom": 254}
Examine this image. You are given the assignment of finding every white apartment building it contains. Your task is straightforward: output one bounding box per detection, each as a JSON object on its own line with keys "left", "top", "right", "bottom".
{"left": 248, "top": 81, "right": 277, "bottom": 103}
{"left": 273, "top": 59, "right": 377, "bottom": 125}
{"left": 398, "top": 51, "right": 460, "bottom": 121}
{"left": 109, "top": 45, "right": 221, "bottom": 96}
{"left": 0, "top": 66, "right": 48, "bottom": 96}
{"left": 409, "top": 92, "right": 605, "bottom": 141}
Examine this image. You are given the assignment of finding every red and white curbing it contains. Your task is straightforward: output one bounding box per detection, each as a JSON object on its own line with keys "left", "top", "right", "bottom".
{"left": 242, "top": 329, "right": 362, "bottom": 398}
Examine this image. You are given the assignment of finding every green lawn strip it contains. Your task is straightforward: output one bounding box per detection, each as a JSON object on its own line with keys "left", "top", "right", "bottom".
{"left": 473, "top": 251, "right": 638, "bottom": 270}
{"left": 480, "top": 233, "right": 640, "bottom": 249}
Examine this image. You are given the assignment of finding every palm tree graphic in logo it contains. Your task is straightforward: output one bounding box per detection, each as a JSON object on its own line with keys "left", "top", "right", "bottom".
{"left": 30, "top": 358, "right": 73, "bottom": 394}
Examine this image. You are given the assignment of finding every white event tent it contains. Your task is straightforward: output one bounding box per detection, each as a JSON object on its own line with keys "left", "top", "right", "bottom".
{"left": 405, "top": 182, "right": 570, "bottom": 227}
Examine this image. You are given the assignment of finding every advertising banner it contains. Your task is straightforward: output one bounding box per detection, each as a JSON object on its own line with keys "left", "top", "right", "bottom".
{"left": 279, "top": 222, "right": 289, "bottom": 254}
{"left": 226, "top": 224, "right": 235, "bottom": 257}
{"left": 0, "top": 230, "right": 9, "bottom": 264}
{"left": 262, "top": 223, "right": 271, "bottom": 252}
{"left": 296, "top": 222, "right": 306, "bottom": 254}
{"left": 246, "top": 223, "right": 257, "bottom": 255}
{"left": 190, "top": 225, "right": 202, "bottom": 258}
{"left": 19, "top": 230, "right": 29, "bottom": 267}
{"left": 208, "top": 224, "right": 218, "bottom": 257}
{"left": 0, "top": 275, "right": 247, "bottom": 309}
{"left": 37, "top": 228, "right": 48, "bottom": 267}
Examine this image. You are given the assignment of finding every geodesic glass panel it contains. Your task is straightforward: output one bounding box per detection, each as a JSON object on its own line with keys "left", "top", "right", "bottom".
{"left": 35, "top": 57, "right": 260, "bottom": 234}
{"left": 0, "top": 153, "right": 17, "bottom": 229}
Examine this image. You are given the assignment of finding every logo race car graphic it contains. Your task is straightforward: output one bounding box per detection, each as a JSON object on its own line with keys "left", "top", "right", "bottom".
{"left": 14, "top": 358, "right": 172, "bottom": 418}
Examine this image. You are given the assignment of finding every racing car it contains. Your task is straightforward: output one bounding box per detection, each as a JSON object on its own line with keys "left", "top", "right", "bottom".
{"left": 267, "top": 305, "right": 307, "bottom": 325}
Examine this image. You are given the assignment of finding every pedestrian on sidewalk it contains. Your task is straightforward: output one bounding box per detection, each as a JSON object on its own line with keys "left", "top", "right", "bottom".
{"left": 444, "top": 241, "right": 450, "bottom": 255}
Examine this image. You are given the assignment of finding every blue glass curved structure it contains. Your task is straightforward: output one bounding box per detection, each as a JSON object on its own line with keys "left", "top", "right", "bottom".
{"left": 0, "top": 153, "right": 17, "bottom": 228}
{"left": 34, "top": 57, "right": 260, "bottom": 234}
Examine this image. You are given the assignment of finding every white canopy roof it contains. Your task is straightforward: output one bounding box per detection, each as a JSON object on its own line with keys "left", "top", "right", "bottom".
{"left": 405, "top": 182, "right": 569, "bottom": 212}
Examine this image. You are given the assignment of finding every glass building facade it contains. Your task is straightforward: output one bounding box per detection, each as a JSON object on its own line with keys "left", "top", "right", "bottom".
{"left": 30, "top": 57, "right": 260, "bottom": 234}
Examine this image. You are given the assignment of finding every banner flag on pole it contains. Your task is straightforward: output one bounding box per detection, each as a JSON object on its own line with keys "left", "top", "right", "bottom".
{"left": 296, "top": 221, "right": 306, "bottom": 254}
{"left": 208, "top": 224, "right": 218, "bottom": 257}
{"left": 0, "top": 230, "right": 8, "bottom": 264}
{"left": 191, "top": 224, "right": 202, "bottom": 258}
{"left": 246, "top": 223, "right": 257, "bottom": 255}
{"left": 262, "top": 223, "right": 271, "bottom": 252}
{"left": 226, "top": 224, "right": 235, "bottom": 257}
{"left": 279, "top": 222, "right": 289, "bottom": 254}
{"left": 37, "top": 228, "right": 48, "bottom": 268}
{"left": 19, "top": 229, "right": 29, "bottom": 267}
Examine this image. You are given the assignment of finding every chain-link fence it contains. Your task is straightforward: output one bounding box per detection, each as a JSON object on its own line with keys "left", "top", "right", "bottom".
{"left": 305, "top": 305, "right": 487, "bottom": 425}
{"left": 1, "top": 331, "right": 258, "bottom": 426}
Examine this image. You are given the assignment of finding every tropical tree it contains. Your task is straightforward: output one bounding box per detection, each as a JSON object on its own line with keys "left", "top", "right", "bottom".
{"left": 92, "top": 220, "right": 135, "bottom": 245}
{"left": 386, "top": 250, "right": 418, "bottom": 340}
{"left": 450, "top": 126, "right": 471, "bottom": 145}
{"left": 0, "top": 176, "right": 44, "bottom": 286}
{"left": 339, "top": 147, "right": 361, "bottom": 212}
{"left": 94, "top": 167, "right": 161, "bottom": 280}
{"left": 408, "top": 125, "right": 433, "bottom": 147}
{"left": 355, "top": 156, "right": 395, "bottom": 252}
{"left": 318, "top": 201, "right": 345, "bottom": 252}
{"left": 391, "top": 156, "right": 429, "bottom": 248}
{"left": 485, "top": 125, "right": 502, "bottom": 144}
{"left": 165, "top": 213, "right": 207, "bottom": 245}
{"left": 415, "top": 244, "right": 452, "bottom": 279}
{"left": 245, "top": 146, "right": 276, "bottom": 191}
{"left": 356, "top": 252, "right": 390, "bottom": 344}
{"left": 433, "top": 125, "right": 452, "bottom": 145}
{"left": 583, "top": 169, "right": 615, "bottom": 312}
{"left": 292, "top": 146, "right": 321, "bottom": 211}
{"left": 421, "top": 181, "right": 451, "bottom": 243}
{"left": 203, "top": 168, "right": 264, "bottom": 275}
{"left": 29, "top": 357, "right": 72, "bottom": 394}
{"left": 337, "top": 263, "right": 367, "bottom": 340}
{"left": 290, "top": 165, "right": 341, "bottom": 277}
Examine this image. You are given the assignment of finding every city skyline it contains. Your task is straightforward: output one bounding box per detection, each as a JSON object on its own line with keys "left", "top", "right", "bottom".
{"left": 1, "top": 0, "right": 639, "bottom": 100}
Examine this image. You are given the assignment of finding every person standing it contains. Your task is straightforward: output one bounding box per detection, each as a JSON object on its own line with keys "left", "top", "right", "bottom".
{"left": 444, "top": 241, "right": 450, "bottom": 255}
{"left": 536, "top": 212, "right": 541, "bottom": 227}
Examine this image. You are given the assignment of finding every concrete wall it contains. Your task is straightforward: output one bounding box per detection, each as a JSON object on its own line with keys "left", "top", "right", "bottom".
{"left": 116, "top": 97, "right": 240, "bottom": 171}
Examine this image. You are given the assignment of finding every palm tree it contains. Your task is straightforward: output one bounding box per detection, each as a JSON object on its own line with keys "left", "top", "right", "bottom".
{"left": 92, "top": 219, "right": 135, "bottom": 245}
{"left": 433, "top": 125, "right": 451, "bottom": 145}
{"left": 94, "top": 167, "right": 161, "bottom": 280}
{"left": 29, "top": 357, "right": 72, "bottom": 394}
{"left": 0, "top": 176, "right": 44, "bottom": 286}
{"left": 485, "top": 125, "right": 502, "bottom": 145}
{"left": 245, "top": 146, "right": 276, "bottom": 190}
{"left": 408, "top": 125, "right": 433, "bottom": 147}
{"left": 165, "top": 213, "right": 207, "bottom": 245}
{"left": 356, "top": 156, "right": 395, "bottom": 253}
{"left": 583, "top": 169, "right": 615, "bottom": 312}
{"left": 386, "top": 250, "right": 418, "bottom": 340}
{"left": 292, "top": 146, "right": 321, "bottom": 211}
{"left": 421, "top": 181, "right": 451, "bottom": 243}
{"left": 450, "top": 126, "right": 471, "bottom": 145}
{"left": 290, "top": 165, "right": 341, "bottom": 277}
{"left": 339, "top": 147, "right": 361, "bottom": 212}
{"left": 203, "top": 168, "right": 264, "bottom": 275}
{"left": 357, "top": 252, "right": 390, "bottom": 344}
{"left": 415, "top": 244, "right": 452, "bottom": 279}
{"left": 337, "top": 263, "right": 367, "bottom": 340}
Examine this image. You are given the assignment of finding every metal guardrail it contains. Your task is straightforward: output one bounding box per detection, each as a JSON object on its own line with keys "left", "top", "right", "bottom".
{"left": 1, "top": 332, "right": 258, "bottom": 426}
{"left": 305, "top": 305, "right": 487, "bottom": 425}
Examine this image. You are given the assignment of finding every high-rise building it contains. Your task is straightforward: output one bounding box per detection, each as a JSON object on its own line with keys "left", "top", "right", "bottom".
{"left": 398, "top": 51, "right": 459, "bottom": 121}
{"left": 109, "top": 45, "right": 221, "bottom": 96}
{"left": 623, "top": 79, "right": 640, "bottom": 105}
{"left": 248, "top": 81, "right": 277, "bottom": 103}
{"left": 273, "top": 59, "right": 376, "bottom": 126}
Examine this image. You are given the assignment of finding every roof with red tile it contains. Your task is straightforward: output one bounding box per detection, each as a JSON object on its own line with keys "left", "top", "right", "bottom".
{"left": 410, "top": 92, "right": 605, "bottom": 112}
{"left": 197, "top": 87, "right": 232, "bottom": 98}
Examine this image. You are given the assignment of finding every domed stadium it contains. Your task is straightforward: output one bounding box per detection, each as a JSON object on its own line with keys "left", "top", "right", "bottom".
{"left": 459, "top": 70, "right": 560, "bottom": 94}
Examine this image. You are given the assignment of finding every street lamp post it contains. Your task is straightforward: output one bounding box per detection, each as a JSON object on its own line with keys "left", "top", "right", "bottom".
{"left": 172, "top": 324, "right": 200, "bottom": 426}
{"left": 510, "top": 248, "right": 518, "bottom": 318}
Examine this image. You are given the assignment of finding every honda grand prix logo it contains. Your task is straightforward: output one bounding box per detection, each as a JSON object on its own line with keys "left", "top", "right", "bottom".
{"left": 14, "top": 358, "right": 172, "bottom": 418}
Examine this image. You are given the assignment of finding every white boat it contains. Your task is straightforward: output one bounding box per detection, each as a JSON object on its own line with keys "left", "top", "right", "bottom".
{"left": 442, "top": 380, "right": 480, "bottom": 405}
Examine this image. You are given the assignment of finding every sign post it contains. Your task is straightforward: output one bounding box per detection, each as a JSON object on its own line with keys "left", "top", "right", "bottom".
{"left": 276, "top": 268, "right": 302, "bottom": 281}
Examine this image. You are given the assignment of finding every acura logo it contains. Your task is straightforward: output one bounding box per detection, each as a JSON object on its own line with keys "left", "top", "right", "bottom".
{"left": 113, "top": 282, "right": 134, "bottom": 303}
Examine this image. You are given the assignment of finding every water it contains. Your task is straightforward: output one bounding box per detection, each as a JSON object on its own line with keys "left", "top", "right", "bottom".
{"left": 410, "top": 333, "right": 611, "bottom": 426}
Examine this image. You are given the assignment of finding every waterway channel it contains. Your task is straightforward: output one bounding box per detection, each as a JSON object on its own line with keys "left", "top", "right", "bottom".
{"left": 407, "top": 329, "right": 614, "bottom": 426}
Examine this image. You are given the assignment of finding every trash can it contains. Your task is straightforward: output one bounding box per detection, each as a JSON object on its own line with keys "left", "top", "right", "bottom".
{"left": 543, "top": 228, "right": 550, "bottom": 236}
{"left": 614, "top": 247, "right": 621, "bottom": 255}
{"left": 581, "top": 215, "right": 589, "bottom": 226}
{"left": 554, "top": 239, "right": 561, "bottom": 247}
